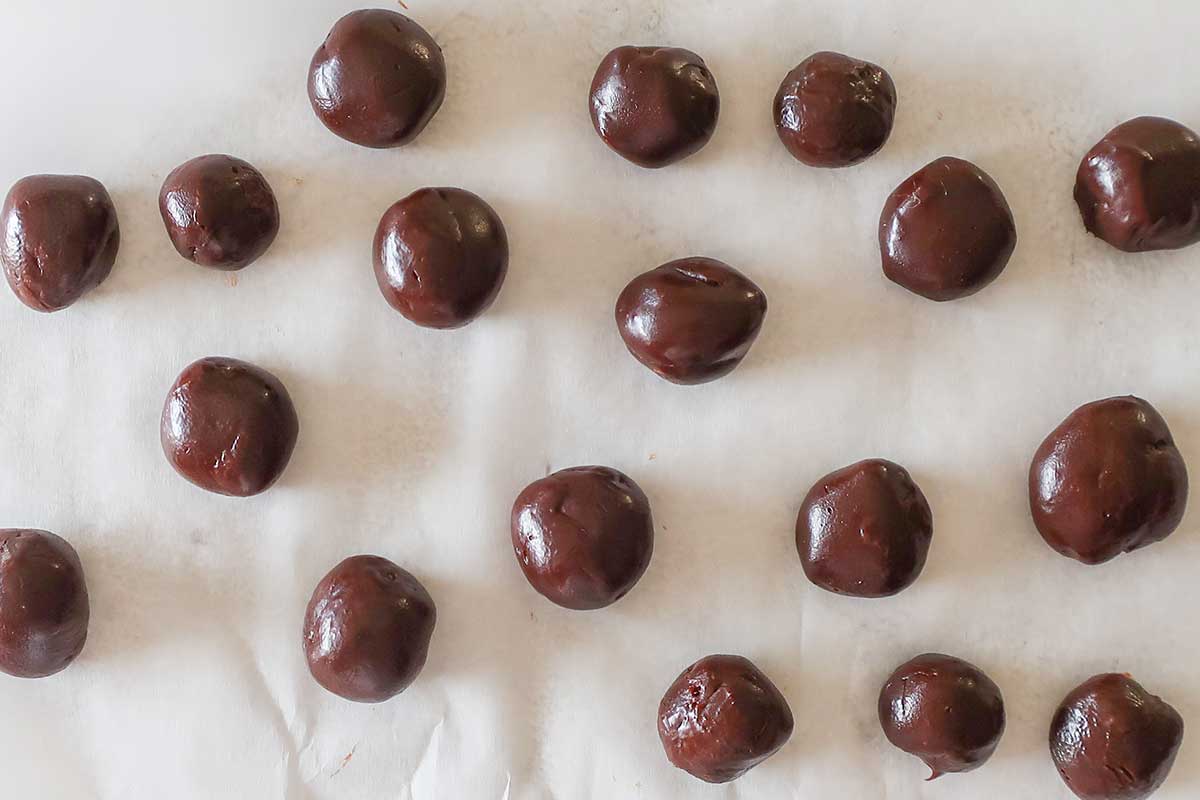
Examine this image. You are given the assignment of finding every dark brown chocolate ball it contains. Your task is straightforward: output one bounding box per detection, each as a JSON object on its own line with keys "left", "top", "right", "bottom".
{"left": 511, "top": 466, "right": 653, "bottom": 610}
{"left": 1029, "top": 396, "right": 1187, "bottom": 565}
{"left": 0, "top": 529, "right": 89, "bottom": 679}
{"left": 658, "top": 654, "right": 794, "bottom": 783}
{"left": 796, "top": 459, "right": 933, "bottom": 598}
{"left": 160, "top": 357, "right": 299, "bottom": 497}
{"left": 879, "top": 157, "right": 1017, "bottom": 301}
{"left": 616, "top": 257, "right": 767, "bottom": 385}
{"left": 1051, "top": 673, "right": 1184, "bottom": 800}
{"left": 374, "top": 187, "right": 509, "bottom": 329}
{"left": 589, "top": 46, "right": 720, "bottom": 168}
{"left": 308, "top": 9, "right": 446, "bottom": 149}
{"left": 1, "top": 175, "right": 119, "bottom": 312}
{"left": 1075, "top": 116, "right": 1200, "bottom": 252}
{"left": 303, "top": 555, "right": 436, "bottom": 703}
{"left": 774, "top": 51, "right": 897, "bottom": 168}
{"left": 878, "top": 653, "right": 1006, "bottom": 779}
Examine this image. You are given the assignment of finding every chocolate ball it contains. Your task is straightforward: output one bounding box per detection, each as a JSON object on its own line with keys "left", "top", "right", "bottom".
{"left": 303, "top": 555, "right": 436, "bottom": 703}
{"left": 589, "top": 46, "right": 720, "bottom": 168}
{"left": 658, "top": 654, "right": 794, "bottom": 783}
{"left": 1029, "top": 396, "right": 1187, "bottom": 565}
{"left": 796, "top": 459, "right": 933, "bottom": 598}
{"left": 511, "top": 466, "right": 653, "bottom": 610}
{"left": 879, "top": 157, "right": 1017, "bottom": 301}
{"left": 374, "top": 187, "right": 509, "bottom": 329}
{"left": 773, "top": 51, "right": 897, "bottom": 168}
{"left": 159, "top": 155, "right": 279, "bottom": 271}
{"left": 0, "top": 529, "right": 89, "bottom": 679}
{"left": 616, "top": 257, "right": 767, "bottom": 385}
{"left": 878, "top": 653, "right": 1006, "bottom": 779}
{"left": 1051, "top": 673, "right": 1184, "bottom": 800}
{"left": 160, "top": 357, "right": 299, "bottom": 497}
{"left": 1075, "top": 116, "right": 1200, "bottom": 252}
{"left": 308, "top": 9, "right": 446, "bottom": 149}
{"left": 1, "top": 175, "right": 119, "bottom": 312}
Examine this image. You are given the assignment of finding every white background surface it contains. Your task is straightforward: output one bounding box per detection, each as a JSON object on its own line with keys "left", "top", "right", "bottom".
{"left": 1, "top": 0, "right": 1198, "bottom": 797}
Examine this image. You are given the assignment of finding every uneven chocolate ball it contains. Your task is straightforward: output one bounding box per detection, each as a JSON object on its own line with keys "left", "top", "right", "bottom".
{"left": 589, "top": 46, "right": 720, "bottom": 168}
{"left": 511, "top": 466, "right": 653, "bottom": 610}
{"left": 796, "top": 459, "right": 933, "bottom": 598}
{"left": 0, "top": 529, "right": 89, "bottom": 679}
{"left": 374, "top": 187, "right": 509, "bottom": 329}
{"left": 1029, "top": 396, "right": 1187, "bottom": 565}
{"left": 879, "top": 157, "right": 1017, "bottom": 301}
{"left": 308, "top": 9, "right": 446, "bottom": 149}
{"left": 616, "top": 257, "right": 767, "bottom": 385}
{"left": 160, "top": 357, "right": 299, "bottom": 497}
{"left": 1051, "top": 673, "right": 1184, "bottom": 800}
{"left": 1, "top": 175, "right": 119, "bottom": 312}
{"left": 658, "top": 654, "right": 793, "bottom": 783}
{"left": 303, "top": 555, "right": 436, "bottom": 703}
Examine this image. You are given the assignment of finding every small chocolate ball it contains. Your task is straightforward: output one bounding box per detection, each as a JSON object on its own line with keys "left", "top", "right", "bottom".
{"left": 658, "top": 654, "right": 794, "bottom": 783}
{"left": 0, "top": 529, "right": 89, "bottom": 679}
{"left": 616, "top": 257, "right": 767, "bottom": 385}
{"left": 308, "top": 9, "right": 446, "bottom": 149}
{"left": 374, "top": 187, "right": 509, "bottom": 329}
{"left": 1051, "top": 673, "right": 1184, "bottom": 800}
{"left": 1029, "top": 396, "right": 1187, "bottom": 565}
{"left": 1075, "top": 116, "right": 1200, "bottom": 252}
{"left": 160, "top": 357, "right": 299, "bottom": 497}
{"left": 303, "top": 555, "right": 436, "bottom": 703}
{"left": 879, "top": 157, "right": 1017, "bottom": 301}
{"left": 159, "top": 155, "right": 279, "bottom": 271}
{"left": 796, "top": 459, "right": 933, "bottom": 598}
{"left": 774, "top": 51, "right": 897, "bottom": 168}
{"left": 511, "top": 466, "right": 653, "bottom": 610}
{"left": 589, "top": 46, "right": 720, "bottom": 168}
{"left": 878, "top": 653, "right": 1006, "bottom": 779}
{"left": 1, "top": 175, "right": 119, "bottom": 312}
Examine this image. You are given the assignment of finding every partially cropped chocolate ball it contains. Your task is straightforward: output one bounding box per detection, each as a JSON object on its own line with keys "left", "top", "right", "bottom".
{"left": 0, "top": 529, "right": 89, "bottom": 679}
{"left": 374, "top": 187, "right": 509, "bottom": 329}
{"left": 1051, "top": 673, "right": 1184, "bottom": 800}
{"left": 1, "top": 175, "right": 119, "bottom": 312}
{"left": 796, "top": 459, "right": 933, "bottom": 597}
{"left": 1029, "top": 396, "right": 1187, "bottom": 565}
{"left": 304, "top": 555, "right": 436, "bottom": 703}
{"left": 589, "top": 46, "right": 720, "bottom": 168}
{"left": 658, "top": 654, "right": 794, "bottom": 783}
{"left": 1075, "top": 116, "right": 1200, "bottom": 252}
{"left": 160, "top": 357, "right": 299, "bottom": 497}
{"left": 878, "top": 653, "right": 1006, "bottom": 779}
{"left": 616, "top": 257, "right": 767, "bottom": 385}
{"left": 879, "top": 157, "right": 1017, "bottom": 301}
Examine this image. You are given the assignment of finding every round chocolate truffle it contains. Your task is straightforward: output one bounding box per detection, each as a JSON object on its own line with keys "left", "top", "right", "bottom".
{"left": 589, "top": 46, "right": 720, "bottom": 168}
{"left": 1051, "top": 673, "right": 1184, "bottom": 800}
{"left": 879, "top": 157, "right": 1017, "bottom": 301}
{"left": 1029, "top": 396, "right": 1187, "bottom": 565}
{"left": 511, "top": 466, "right": 653, "bottom": 610}
{"left": 616, "top": 257, "right": 767, "bottom": 385}
{"left": 160, "top": 357, "right": 299, "bottom": 497}
{"left": 796, "top": 459, "right": 933, "bottom": 598}
{"left": 0, "top": 529, "right": 89, "bottom": 679}
{"left": 303, "top": 555, "right": 436, "bottom": 703}
{"left": 1075, "top": 116, "right": 1200, "bottom": 252}
{"left": 158, "top": 155, "right": 279, "bottom": 271}
{"left": 658, "top": 654, "right": 794, "bottom": 783}
{"left": 878, "top": 653, "right": 1006, "bottom": 779}
{"left": 1, "top": 174, "right": 119, "bottom": 312}
{"left": 308, "top": 9, "right": 446, "bottom": 149}
{"left": 374, "top": 187, "right": 509, "bottom": 329}
{"left": 774, "top": 51, "right": 897, "bottom": 168}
